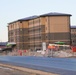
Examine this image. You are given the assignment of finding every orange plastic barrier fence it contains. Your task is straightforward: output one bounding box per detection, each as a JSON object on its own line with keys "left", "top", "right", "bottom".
{"left": 48, "top": 45, "right": 55, "bottom": 49}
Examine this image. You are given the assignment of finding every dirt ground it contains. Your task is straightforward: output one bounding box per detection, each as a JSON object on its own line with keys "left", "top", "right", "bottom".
{"left": 0, "top": 66, "right": 38, "bottom": 75}
{"left": 0, "top": 65, "right": 58, "bottom": 75}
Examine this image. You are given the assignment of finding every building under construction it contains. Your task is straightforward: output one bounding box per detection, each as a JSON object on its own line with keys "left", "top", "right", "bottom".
{"left": 8, "top": 12, "right": 72, "bottom": 50}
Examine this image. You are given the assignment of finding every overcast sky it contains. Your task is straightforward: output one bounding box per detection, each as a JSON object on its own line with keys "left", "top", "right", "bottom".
{"left": 0, "top": 0, "right": 76, "bottom": 42}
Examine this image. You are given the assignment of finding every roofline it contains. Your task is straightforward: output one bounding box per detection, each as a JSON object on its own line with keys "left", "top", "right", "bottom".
{"left": 40, "top": 14, "right": 72, "bottom": 17}
{"left": 8, "top": 16, "right": 39, "bottom": 25}
{"left": 8, "top": 12, "right": 72, "bottom": 25}
{"left": 40, "top": 12, "right": 72, "bottom": 17}
{"left": 40, "top": 15, "right": 72, "bottom": 17}
{"left": 71, "top": 26, "right": 76, "bottom": 29}
{"left": 8, "top": 20, "right": 19, "bottom": 24}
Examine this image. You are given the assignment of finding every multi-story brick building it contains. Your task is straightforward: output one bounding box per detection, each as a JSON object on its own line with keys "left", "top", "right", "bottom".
{"left": 8, "top": 12, "right": 71, "bottom": 50}
{"left": 71, "top": 26, "right": 76, "bottom": 46}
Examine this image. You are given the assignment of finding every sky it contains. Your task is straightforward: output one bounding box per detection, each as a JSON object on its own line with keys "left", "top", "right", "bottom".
{"left": 0, "top": 0, "right": 76, "bottom": 42}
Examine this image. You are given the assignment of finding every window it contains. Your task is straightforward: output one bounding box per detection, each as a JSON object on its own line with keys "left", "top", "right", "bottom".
{"left": 46, "top": 27, "right": 47, "bottom": 30}
{"left": 20, "top": 21, "right": 22, "bottom": 23}
{"left": 20, "top": 29, "right": 22, "bottom": 31}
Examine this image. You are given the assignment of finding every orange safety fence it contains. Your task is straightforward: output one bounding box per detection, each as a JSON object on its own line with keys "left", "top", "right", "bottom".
{"left": 48, "top": 45, "right": 55, "bottom": 49}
